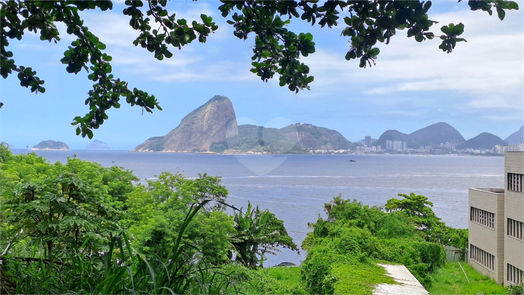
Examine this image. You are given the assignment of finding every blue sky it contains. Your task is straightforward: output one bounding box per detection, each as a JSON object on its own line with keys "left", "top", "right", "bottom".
{"left": 1, "top": 1, "right": 523, "bottom": 150}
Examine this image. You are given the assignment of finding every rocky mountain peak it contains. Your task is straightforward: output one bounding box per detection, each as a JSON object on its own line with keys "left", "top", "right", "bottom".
{"left": 132, "top": 95, "right": 238, "bottom": 152}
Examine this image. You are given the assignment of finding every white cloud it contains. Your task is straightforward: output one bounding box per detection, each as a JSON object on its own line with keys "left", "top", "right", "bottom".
{"left": 302, "top": 8, "right": 524, "bottom": 113}
{"left": 17, "top": 43, "right": 45, "bottom": 50}
{"left": 169, "top": 2, "right": 216, "bottom": 22}
{"left": 466, "top": 95, "right": 524, "bottom": 110}
{"left": 150, "top": 59, "right": 256, "bottom": 83}
{"left": 486, "top": 114, "right": 524, "bottom": 121}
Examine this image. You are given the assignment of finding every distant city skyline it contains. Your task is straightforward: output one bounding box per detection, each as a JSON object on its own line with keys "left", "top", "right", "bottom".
{"left": 1, "top": 1, "right": 522, "bottom": 150}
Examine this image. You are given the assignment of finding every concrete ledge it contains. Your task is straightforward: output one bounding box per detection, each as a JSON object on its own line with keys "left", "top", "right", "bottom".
{"left": 373, "top": 264, "right": 429, "bottom": 295}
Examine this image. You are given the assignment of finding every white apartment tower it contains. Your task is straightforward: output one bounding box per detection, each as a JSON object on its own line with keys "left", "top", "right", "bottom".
{"left": 468, "top": 151, "right": 524, "bottom": 286}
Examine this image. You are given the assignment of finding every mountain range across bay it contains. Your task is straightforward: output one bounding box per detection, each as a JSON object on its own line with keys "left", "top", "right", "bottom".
{"left": 27, "top": 95, "right": 524, "bottom": 154}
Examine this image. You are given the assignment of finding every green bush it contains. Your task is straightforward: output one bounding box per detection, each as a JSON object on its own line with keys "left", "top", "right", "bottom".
{"left": 225, "top": 264, "right": 307, "bottom": 295}
{"left": 507, "top": 283, "right": 524, "bottom": 295}
{"left": 377, "top": 212, "right": 415, "bottom": 239}
{"left": 302, "top": 195, "right": 450, "bottom": 292}
{"left": 301, "top": 243, "right": 352, "bottom": 294}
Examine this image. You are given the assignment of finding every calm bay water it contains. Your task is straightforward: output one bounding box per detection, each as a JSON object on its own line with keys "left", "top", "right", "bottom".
{"left": 13, "top": 150, "right": 504, "bottom": 266}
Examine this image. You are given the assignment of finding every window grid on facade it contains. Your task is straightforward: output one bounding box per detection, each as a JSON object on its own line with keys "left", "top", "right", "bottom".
{"left": 507, "top": 173, "right": 523, "bottom": 192}
{"left": 470, "top": 244, "right": 495, "bottom": 271}
{"left": 507, "top": 263, "right": 523, "bottom": 284}
{"left": 507, "top": 218, "right": 524, "bottom": 240}
{"left": 470, "top": 207, "right": 495, "bottom": 228}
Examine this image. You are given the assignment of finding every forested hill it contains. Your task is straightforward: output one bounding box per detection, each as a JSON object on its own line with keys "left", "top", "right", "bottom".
{"left": 32, "top": 140, "right": 70, "bottom": 151}
{"left": 211, "top": 123, "right": 355, "bottom": 154}
{"left": 408, "top": 122, "right": 465, "bottom": 147}
{"left": 375, "top": 122, "right": 465, "bottom": 148}
{"left": 456, "top": 132, "right": 507, "bottom": 150}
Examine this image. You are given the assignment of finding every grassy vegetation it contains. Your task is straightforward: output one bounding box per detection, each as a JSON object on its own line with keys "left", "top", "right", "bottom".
{"left": 428, "top": 261, "right": 507, "bottom": 295}
{"left": 234, "top": 262, "right": 397, "bottom": 295}
{"left": 233, "top": 260, "right": 512, "bottom": 295}
{"left": 330, "top": 260, "right": 399, "bottom": 295}
{"left": 229, "top": 266, "right": 307, "bottom": 294}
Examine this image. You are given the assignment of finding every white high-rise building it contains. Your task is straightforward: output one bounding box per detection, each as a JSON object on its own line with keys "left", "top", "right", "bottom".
{"left": 386, "top": 140, "right": 393, "bottom": 150}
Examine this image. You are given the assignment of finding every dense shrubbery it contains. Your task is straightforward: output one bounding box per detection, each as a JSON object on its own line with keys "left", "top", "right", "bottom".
{"left": 0, "top": 146, "right": 297, "bottom": 294}
{"left": 301, "top": 195, "right": 455, "bottom": 291}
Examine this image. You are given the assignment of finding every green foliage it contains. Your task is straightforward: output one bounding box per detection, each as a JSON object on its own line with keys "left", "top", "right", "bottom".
{"left": 377, "top": 211, "right": 416, "bottom": 239}
{"left": 375, "top": 239, "right": 446, "bottom": 286}
{"left": 231, "top": 202, "right": 298, "bottom": 268}
{"left": 301, "top": 242, "right": 353, "bottom": 294}
{"left": 507, "top": 282, "right": 524, "bottom": 295}
{"left": 428, "top": 261, "right": 507, "bottom": 295}
{"left": 301, "top": 240, "right": 397, "bottom": 295}
{"left": 331, "top": 261, "right": 398, "bottom": 295}
{"left": 125, "top": 172, "right": 235, "bottom": 264}
{"left": 1, "top": 1, "right": 519, "bottom": 134}
{"left": 302, "top": 194, "right": 448, "bottom": 292}
{"left": 230, "top": 265, "right": 308, "bottom": 295}
{"left": 385, "top": 192, "right": 440, "bottom": 229}
{"left": 1, "top": 201, "right": 242, "bottom": 295}
{"left": 442, "top": 227, "right": 469, "bottom": 253}
{"left": 4, "top": 174, "right": 121, "bottom": 258}
{"left": 1, "top": 150, "right": 137, "bottom": 259}
{"left": 385, "top": 192, "right": 468, "bottom": 248}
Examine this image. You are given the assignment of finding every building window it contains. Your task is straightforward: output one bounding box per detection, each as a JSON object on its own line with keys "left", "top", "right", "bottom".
{"left": 470, "top": 207, "right": 495, "bottom": 229}
{"left": 507, "top": 264, "right": 523, "bottom": 284}
{"left": 470, "top": 244, "right": 495, "bottom": 271}
{"left": 507, "top": 173, "right": 524, "bottom": 192}
{"left": 508, "top": 218, "right": 524, "bottom": 240}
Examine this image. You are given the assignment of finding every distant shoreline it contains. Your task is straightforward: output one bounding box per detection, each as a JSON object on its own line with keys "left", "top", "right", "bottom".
{"left": 12, "top": 149, "right": 505, "bottom": 157}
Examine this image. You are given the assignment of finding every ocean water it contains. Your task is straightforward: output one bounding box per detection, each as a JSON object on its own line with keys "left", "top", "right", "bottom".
{"left": 12, "top": 150, "right": 504, "bottom": 266}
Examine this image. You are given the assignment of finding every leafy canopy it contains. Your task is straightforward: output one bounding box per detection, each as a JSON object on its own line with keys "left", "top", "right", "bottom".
{"left": 0, "top": 148, "right": 137, "bottom": 259}
{"left": 0, "top": 0, "right": 519, "bottom": 137}
{"left": 231, "top": 202, "right": 298, "bottom": 268}
{"left": 124, "top": 172, "right": 235, "bottom": 264}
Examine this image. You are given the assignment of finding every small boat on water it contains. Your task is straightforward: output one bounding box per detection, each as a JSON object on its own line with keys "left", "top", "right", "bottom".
{"left": 349, "top": 159, "right": 356, "bottom": 162}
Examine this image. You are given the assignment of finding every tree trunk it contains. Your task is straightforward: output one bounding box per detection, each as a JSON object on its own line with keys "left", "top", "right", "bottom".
{"left": 46, "top": 240, "right": 54, "bottom": 259}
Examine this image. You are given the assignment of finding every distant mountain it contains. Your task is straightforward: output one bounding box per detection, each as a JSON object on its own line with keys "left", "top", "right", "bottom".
{"left": 374, "top": 122, "right": 465, "bottom": 148}
{"left": 408, "top": 122, "right": 465, "bottom": 147}
{"left": 132, "top": 95, "right": 238, "bottom": 152}
{"left": 33, "top": 140, "right": 70, "bottom": 151}
{"left": 212, "top": 123, "right": 354, "bottom": 153}
{"left": 85, "top": 140, "right": 114, "bottom": 150}
{"left": 456, "top": 132, "right": 507, "bottom": 150}
{"left": 505, "top": 125, "right": 524, "bottom": 144}
{"left": 374, "top": 130, "right": 410, "bottom": 148}
{"left": 212, "top": 124, "right": 305, "bottom": 154}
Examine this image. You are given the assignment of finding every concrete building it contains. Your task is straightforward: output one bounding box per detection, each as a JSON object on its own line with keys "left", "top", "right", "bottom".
{"left": 468, "top": 187, "right": 505, "bottom": 283}
{"left": 504, "top": 152, "right": 524, "bottom": 286}
{"left": 386, "top": 140, "right": 393, "bottom": 150}
{"left": 365, "top": 135, "right": 372, "bottom": 147}
{"left": 468, "top": 151, "right": 524, "bottom": 286}
{"left": 493, "top": 143, "right": 524, "bottom": 155}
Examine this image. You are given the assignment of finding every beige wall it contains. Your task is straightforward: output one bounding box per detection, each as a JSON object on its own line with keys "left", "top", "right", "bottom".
{"left": 504, "top": 152, "right": 524, "bottom": 286}
{"left": 468, "top": 188, "right": 505, "bottom": 283}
